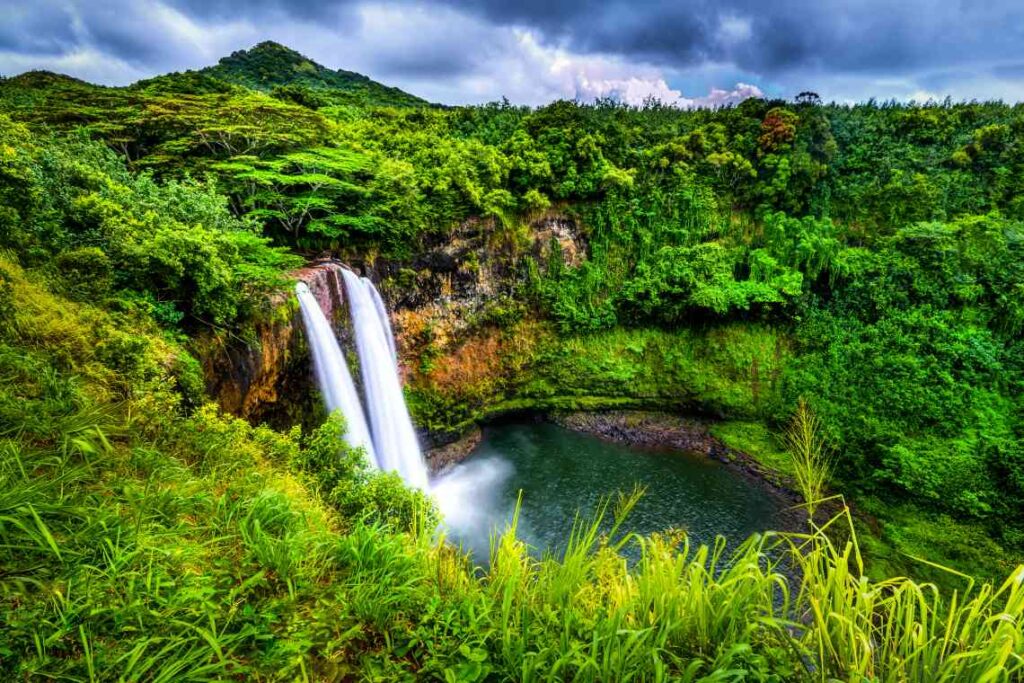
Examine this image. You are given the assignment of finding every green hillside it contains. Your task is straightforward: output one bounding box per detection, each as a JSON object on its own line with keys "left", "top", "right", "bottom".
{"left": 193, "top": 41, "right": 429, "bottom": 107}
{"left": 0, "top": 42, "right": 428, "bottom": 115}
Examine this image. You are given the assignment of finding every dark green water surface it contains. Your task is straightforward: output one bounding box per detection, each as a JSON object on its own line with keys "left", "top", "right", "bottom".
{"left": 433, "top": 422, "right": 789, "bottom": 561}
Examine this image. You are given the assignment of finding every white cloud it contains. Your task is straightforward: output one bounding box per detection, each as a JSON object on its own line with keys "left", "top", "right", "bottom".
{"left": 717, "top": 15, "right": 752, "bottom": 46}
{"left": 0, "top": 47, "right": 147, "bottom": 83}
{"left": 686, "top": 82, "right": 765, "bottom": 108}
{"left": 507, "top": 30, "right": 762, "bottom": 107}
{"left": 432, "top": 28, "right": 761, "bottom": 107}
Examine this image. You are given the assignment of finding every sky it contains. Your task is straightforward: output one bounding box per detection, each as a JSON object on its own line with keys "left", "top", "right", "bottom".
{"left": 3, "top": 0, "right": 1024, "bottom": 107}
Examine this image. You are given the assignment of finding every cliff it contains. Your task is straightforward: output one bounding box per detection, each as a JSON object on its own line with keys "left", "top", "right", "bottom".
{"left": 196, "top": 261, "right": 347, "bottom": 428}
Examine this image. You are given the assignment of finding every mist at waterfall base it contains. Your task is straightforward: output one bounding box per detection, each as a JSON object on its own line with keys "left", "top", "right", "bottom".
{"left": 433, "top": 423, "right": 788, "bottom": 562}
{"left": 295, "top": 275, "right": 428, "bottom": 490}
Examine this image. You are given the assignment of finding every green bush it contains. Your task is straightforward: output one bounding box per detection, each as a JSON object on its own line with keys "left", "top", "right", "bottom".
{"left": 291, "top": 412, "right": 436, "bottom": 531}
{"left": 0, "top": 126, "right": 301, "bottom": 331}
{"left": 52, "top": 246, "right": 112, "bottom": 300}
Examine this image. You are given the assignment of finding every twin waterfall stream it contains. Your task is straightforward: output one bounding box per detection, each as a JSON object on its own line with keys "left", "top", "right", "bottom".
{"left": 295, "top": 269, "right": 429, "bottom": 491}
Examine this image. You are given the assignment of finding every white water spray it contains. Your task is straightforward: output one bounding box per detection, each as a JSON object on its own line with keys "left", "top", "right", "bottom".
{"left": 294, "top": 281, "right": 377, "bottom": 466}
{"left": 431, "top": 456, "right": 515, "bottom": 558}
{"left": 340, "top": 270, "right": 429, "bottom": 490}
{"left": 366, "top": 276, "right": 398, "bottom": 363}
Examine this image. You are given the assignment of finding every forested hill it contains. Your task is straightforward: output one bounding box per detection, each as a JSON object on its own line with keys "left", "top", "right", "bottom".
{"left": 191, "top": 41, "right": 429, "bottom": 107}
{"left": 1, "top": 40, "right": 429, "bottom": 109}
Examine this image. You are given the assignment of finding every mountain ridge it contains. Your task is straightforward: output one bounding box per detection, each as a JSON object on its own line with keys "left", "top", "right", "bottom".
{"left": 1, "top": 41, "right": 429, "bottom": 108}
{"left": 193, "top": 41, "right": 429, "bottom": 107}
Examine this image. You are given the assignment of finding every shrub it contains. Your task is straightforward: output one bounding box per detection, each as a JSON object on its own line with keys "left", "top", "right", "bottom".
{"left": 53, "top": 246, "right": 112, "bottom": 300}
{"left": 291, "top": 413, "right": 436, "bottom": 531}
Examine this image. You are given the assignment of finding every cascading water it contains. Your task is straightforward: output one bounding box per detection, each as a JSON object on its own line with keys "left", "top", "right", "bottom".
{"left": 366, "top": 277, "right": 398, "bottom": 363}
{"left": 295, "top": 281, "right": 377, "bottom": 466}
{"left": 340, "top": 269, "right": 429, "bottom": 490}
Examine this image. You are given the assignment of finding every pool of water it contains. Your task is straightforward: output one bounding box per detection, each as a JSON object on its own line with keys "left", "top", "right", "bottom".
{"left": 432, "top": 421, "right": 790, "bottom": 562}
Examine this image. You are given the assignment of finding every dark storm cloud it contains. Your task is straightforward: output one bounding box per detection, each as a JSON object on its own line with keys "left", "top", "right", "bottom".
{"left": 0, "top": 1, "right": 188, "bottom": 67}
{"left": 371, "top": 42, "right": 482, "bottom": 78}
{"left": 30, "top": 0, "right": 1014, "bottom": 79}
{"left": 165, "top": 0, "right": 350, "bottom": 21}
{"left": 82, "top": 6, "right": 183, "bottom": 64}
{"left": 7, "top": 0, "right": 1024, "bottom": 76}
{"left": 440, "top": 0, "right": 1024, "bottom": 75}
{"left": 573, "top": 8, "right": 714, "bottom": 64}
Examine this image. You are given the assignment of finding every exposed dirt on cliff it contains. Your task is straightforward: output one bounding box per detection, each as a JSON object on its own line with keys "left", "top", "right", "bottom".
{"left": 350, "top": 213, "right": 583, "bottom": 376}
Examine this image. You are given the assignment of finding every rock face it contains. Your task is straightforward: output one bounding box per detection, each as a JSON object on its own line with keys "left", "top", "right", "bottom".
{"left": 197, "top": 260, "right": 347, "bottom": 428}
{"left": 295, "top": 262, "right": 346, "bottom": 321}
{"left": 425, "top": 424, "right": 483, "bottom": 473}
{"left": 351, "top": 212, "right": 584, "bottom": 318}
{"left": 532, "top": 216, "right": 586, "bottom": 268}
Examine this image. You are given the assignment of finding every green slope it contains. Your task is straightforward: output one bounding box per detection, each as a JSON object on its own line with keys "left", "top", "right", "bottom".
{"left": 194, "top": 41, "right": 429, "bottom": 107}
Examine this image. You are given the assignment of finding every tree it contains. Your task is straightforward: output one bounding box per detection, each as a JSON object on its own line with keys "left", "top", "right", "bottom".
{"left": 214, "top": 146, "right": 377, "bottom": 243}
{"left": 795, "top": 91, "right": 822, "bottom": 105}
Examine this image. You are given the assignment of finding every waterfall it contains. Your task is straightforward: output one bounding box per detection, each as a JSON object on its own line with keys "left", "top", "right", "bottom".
{"left": 295, "top": 282, "right": 377, "bottom": 466}
{"left": 340, "top": 269, "right": 429, "bottom": 490}
{"left": 366, "top": 276, "right": 398, "bottom": 363}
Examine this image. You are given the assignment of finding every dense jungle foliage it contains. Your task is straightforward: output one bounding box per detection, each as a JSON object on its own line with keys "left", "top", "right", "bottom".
{"left": 1, "top": 42, "right": 1023, "bottom": 679}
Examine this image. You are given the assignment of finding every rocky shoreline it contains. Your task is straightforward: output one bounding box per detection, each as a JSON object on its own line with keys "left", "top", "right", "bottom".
{"left": 428, "top": 408, "right": 801, "bottom": 501}
{"left": 553, "top": 410, "right": 799, "bottom": 497}
{"left": 552, "top": 410, "right": 815, "bottom": 536}
{"left": 425, "top": 408, "right": 810, "bottom": 533}
{"left": 425, "top": 425, "right": 483, "bottom": 474}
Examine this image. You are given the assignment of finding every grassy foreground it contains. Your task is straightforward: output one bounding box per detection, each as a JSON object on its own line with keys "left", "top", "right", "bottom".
{"left": 2, "top": 256, "right": 1022, "bottom": 682}
{"left": 3, "top": 426, "right": 1022, "bottom": 681}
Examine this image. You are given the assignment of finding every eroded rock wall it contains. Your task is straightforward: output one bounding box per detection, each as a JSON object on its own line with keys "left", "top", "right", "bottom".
{"left": 196, "top": 260, "right": 348, "bottom": 428}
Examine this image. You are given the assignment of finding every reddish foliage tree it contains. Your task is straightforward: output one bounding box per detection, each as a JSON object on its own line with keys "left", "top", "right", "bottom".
{"left": 758, "top": 107, "right": 800, "bottom": 153}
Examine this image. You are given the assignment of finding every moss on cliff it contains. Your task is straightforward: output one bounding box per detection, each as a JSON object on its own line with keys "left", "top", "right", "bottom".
{"left": 405, "top": 320, "right": 790, "bottom": 436}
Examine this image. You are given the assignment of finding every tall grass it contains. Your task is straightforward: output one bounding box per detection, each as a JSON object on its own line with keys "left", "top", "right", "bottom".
{"left": 2, "top": 346, "right": 1020, "bottom": 681}
{"left": 4, "top": 390, "right": 1023, "bottom": 680}
{"left": 786, "top": 398, "right": 834, "bottom": 519}
{"left": 470, "top": 498, "right": 1023, "bottom": 682}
